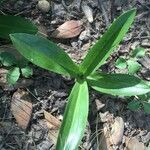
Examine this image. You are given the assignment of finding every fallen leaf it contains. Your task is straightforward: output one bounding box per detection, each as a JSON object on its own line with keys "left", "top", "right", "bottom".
{"left": 11, "top": 89, "right": 32, "bottom": 130}
{"left": 125, "top": 137, "right": 144, "bottom": 150}
{"left": 81, "top": 4, "right": 93, "bottom": 23}
{"left": 110, "top": 117, "right": 124, "bottom": 145}
{"left": 99, "top": 117, "right": 124, "bottom": 150}
{"left": 51, "top": 20, "right": 83, "bottom": 39}
{"left": 44, "top": 110, "right": 61, "bottom": 144}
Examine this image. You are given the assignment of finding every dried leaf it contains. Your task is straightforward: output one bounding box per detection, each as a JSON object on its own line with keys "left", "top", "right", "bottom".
{"left": 81, "top": 4, "right": 93, "bottom": 23}
{"left": 44, "top": 110, "right": 61, "bottom": 129}
{"left": 11, "top": 89, "right": 32, "bottom": 129}
{"left": 51, "top": 20, "right": 83, "bottom": 39}
{"left": 110, "top": 117, "right": 124, "bottom": 145}
{"left": 125, "top": 137, "right": 144, "bottom": 150}
{"left": 44, "top": 110, "right": 61, "bottom": 144}
{"left": 99, "top": 117, "right": 124, "bottom": 150}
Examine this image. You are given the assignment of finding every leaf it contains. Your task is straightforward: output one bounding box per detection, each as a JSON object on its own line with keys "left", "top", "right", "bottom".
{"left": 127, "top": 59, "right": 141, "bottom": 75}
{"left": 0, "top": 52, "right": 16, "bottom": 66}
{"left": 44, "top": 110, "right": 61, "bottom": 144}
{"left": 6, "top": 67, "right": 20, "bottom": 84}
{"left": 132, "top": 47, "right": 145, "bottom": 58}
{"left": 10, "top": 33, "right": 80, "bottom": 77}
{"left": 87, "top": 72, "right": 150, "bottom": 96}
{"left": 127, "top": 100, "right": 141, "bottom": 111}
{"left": 143, "top": 102, "right": 150, "bottom": 114}
{"left": 56, "top": 81, "right": 89, "bottom": 150}
{"left": 0, "top": 15, "right": 38, "bottom": 39}
{"left": 125, "top": 137, "right": 144, "bottom": 150}
{"left": 115, "top": 57, "right": 127, "bottom": 69}
{"left": 21, "top": 66, "right": 33, "bottom": 78}
{"left": 81, "top": 4, "right": 93, "bottom": 23}
{"left": 51, "top": 20, "right": 83, "bottom": 39}
{"left": 11, "top": 89, "right": 32, "bottom": 129}
{"left": 80, "top": 9, "right": 136, "bottom": 76}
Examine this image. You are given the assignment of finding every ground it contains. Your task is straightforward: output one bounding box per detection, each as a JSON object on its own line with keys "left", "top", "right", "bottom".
{"left": 0, "top": 0, "right": 150, "bottom": 150}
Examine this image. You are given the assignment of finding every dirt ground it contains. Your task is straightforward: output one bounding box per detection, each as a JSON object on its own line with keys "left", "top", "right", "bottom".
{"left": 0, "top": 0, "right": 150, "bottom": 149}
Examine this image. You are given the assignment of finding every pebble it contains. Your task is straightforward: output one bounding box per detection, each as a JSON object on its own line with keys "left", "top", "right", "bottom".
{"left": 38, "top": 0, "right": 50, "bottom": 13}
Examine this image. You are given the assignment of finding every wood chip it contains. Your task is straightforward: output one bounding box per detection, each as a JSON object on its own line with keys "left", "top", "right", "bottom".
{"left": 44, "top": 110, "right": 61, "bottom": 144}
{"left": 11, "top": 89, "right": 32, "bottom": 130}
{"left": 51, "top": 20, "right": 83, "bottom": 39}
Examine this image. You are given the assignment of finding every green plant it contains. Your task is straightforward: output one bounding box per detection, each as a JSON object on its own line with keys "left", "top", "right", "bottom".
{"left": 0, "top": 51, "right": 33, "bottom": 84}
{"left": 0, "top": 15, "right": 37, "bottom": 84}
{"left": 115, "top": 47, "right": 145, "bottom": 75}
{"left": 127, "top": 92, "right": 150, "bottom": 114}
{"left": 9, "top": 9, "right": 150, "bottom": 149}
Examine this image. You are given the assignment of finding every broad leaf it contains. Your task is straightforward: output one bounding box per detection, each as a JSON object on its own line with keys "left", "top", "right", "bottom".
{"left": 127, "top": 59, "right": 141, "bottom": 75}
{"left": 7, "top": 67, "right": 20, "bottom": 84}
{"left": 21, "top": 66, "right": 33, "bottom": 78}
{"left": 115, "top": 57, "right": 127, "bottom": 69}
{"left": 56, "top": 81, "right": 89, "bottom": 150}
{"left": 132, "top": 47, "right": 145, "bottom": 58}
{"left": 127, "top": 100, "right": 141, "bottom": 111}
{"left": 0, "top": 15, "right": 38, "bottom": 39}
{"left": 0, "top": 52, "right": 16, "bottom": 66}
{"left": 80, "top": 9, "right": 136, "bottom": 76}
{"left": 10, "top": 33, "right": 80, "bottom": 77}
{"left": 87, "top": 73, "right": 150, "bottom": 96}
{"left": 143, "top": 102, "right": 150, "bottom": 114}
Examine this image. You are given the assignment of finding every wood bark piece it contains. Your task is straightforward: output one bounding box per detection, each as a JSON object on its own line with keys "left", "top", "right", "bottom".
{"left": 11, "top": 89, "right": 32, "bottom": 130}
{"left": 51, "top": 20, "right": 83, "bottom": 39}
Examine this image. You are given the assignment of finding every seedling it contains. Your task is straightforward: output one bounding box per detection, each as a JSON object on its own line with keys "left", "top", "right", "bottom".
{"left": 0, "top": 51, "right": 33, "bottom": 84}
{"left": 115, "top": 47, "right": 145, "bottom": 75}
{"left": 9, "top": 9, "right": 150, "bottom": 149}
{"left": 0, "top": 15, "right": 37, "bottom": 84}
{"left": 127, "top": 93, "right": 150, "bottom": 114}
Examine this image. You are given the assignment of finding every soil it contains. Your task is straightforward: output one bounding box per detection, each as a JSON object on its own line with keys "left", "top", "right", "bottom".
{"left": 0, "top": 0, "right": 150, "bottom": 150}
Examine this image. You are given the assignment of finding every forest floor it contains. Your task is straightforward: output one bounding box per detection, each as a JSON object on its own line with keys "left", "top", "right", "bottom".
{"left": 0, "top": 0, "right": 150, "bottom": 150}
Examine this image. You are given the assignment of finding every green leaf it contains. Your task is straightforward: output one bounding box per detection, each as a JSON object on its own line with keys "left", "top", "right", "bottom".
{"left": 115, "top": 57, "right": 127, "bottom": 69}
{"left": 56, "top": 81, "right": 89, "bottom": 150}
{"left": 10, "top": 33, "right": 80, "bottom": 77}
{"left": 0, "top": 15, "right": 38, "bottom": 39}
{"left": 0, "top": 52, "right": 16, "bottom": 66}
{"left": 132, "top": 47, "right": 145, "bottom": 58}
{"left": 143, "top": 102, "right": 150, "bottom": 114}
{"left": 6, "top": 67, "right": 20, "bottom": 84}
{"left": 127, "top": 100, "right": 141, "bottom": 111}
{"left": 21, "top": 66, "right": 33, "bottom": 78}
{"left": 80, "top": 9, "right": 136, "bottom": 76}
{"left": 127, "top": 59, "right": 141, "bottom": 75}
{"left": 87, "top": 72, "right": 150, "bottom": 96}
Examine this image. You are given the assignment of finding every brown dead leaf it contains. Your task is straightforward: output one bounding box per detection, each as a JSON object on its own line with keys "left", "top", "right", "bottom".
{"left": 51, "top": 20, "right": 83, "bottom": 39}
{"left": 110, "top": 117, "right": 124, "bottom": 145}
{"left": 11, "top": 89, "right": 32, "bottom": 130}
{"left": 125, "top": 137, "right": 144, "bottom": 150}
{"left": 99, "top": 117, "right": 124, "bottom": 150}
{"left": 44, "top": 110, "right": 61, "bottom": 144}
